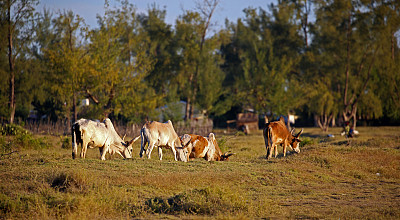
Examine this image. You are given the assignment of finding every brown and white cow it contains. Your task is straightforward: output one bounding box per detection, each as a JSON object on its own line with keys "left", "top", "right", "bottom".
{"left": 71, "top": 118, "right": 139, "bottom": 160}
{"left": 263, "top": 117, "right": 303, "bottom": 159}
{"left": 180, "top": 133, "right": 234, "bottom": 161}
{"left": 139, "top": 120, "right": 187, "bottom": 161}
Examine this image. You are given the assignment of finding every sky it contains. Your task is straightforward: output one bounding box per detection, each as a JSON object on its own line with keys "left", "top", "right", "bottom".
{"left": 37, "top": 0, "right": 276, "bottom": 30}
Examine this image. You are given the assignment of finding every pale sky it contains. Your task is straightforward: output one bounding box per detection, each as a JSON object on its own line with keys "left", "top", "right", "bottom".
{"left": 37, "top": 0, "right": 276, "bottom": 30}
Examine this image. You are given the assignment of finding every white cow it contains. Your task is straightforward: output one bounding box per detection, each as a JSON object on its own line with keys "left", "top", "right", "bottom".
{"left": 139, "top": 120, "right": 187, "bottom": 161}
{"left": 71, "top": 118, "right": 139, "bottom": 160}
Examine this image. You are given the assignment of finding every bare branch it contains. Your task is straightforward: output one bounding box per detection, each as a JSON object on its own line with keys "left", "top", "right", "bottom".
{"left": 85, "top": 89, "right": 99, "bottom": 104}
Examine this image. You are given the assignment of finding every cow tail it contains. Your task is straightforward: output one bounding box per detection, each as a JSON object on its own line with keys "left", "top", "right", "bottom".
{"left": 267, "top": 127, "right": 273, "bottom": 158}
{"left": 71, "top": 124, "right": 78, "bottom": 159}
{"left": 139, "top": 127, "right": 146, "bottom": 157}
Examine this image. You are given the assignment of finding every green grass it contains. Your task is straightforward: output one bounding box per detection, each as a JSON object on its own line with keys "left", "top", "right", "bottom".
{"left": 0, "top": 126, "right": 399, "bottom": 219}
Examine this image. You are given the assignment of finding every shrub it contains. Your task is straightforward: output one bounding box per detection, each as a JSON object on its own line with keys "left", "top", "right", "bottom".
{"left": 0, "top": 124, "right": 29, "bottom": 136}
{"left": 60, "top": 136, "right": 71, "bottom": 149}
{"left": 14, "top": 132, "right": 50, "bottom": 149}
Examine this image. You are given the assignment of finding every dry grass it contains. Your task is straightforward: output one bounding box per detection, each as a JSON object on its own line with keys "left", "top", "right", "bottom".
{"left": 0, "top": 126, "right": 399, "bottom": 219}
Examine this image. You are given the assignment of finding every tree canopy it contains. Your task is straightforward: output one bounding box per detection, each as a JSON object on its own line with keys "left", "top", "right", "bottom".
{"left": 0, "top": 0, "right": 399, "bottom": 129}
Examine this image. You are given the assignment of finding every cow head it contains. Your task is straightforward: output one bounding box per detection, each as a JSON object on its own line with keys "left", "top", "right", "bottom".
{"left": 208, "top": 133, "right": 235, "bottom": 161}
{"left": 290, "top": 128, "right": 303, "bottom": 153}
{"left": 175, "top": 135, "right": 192, "bottom": 162}
{"left": 122, "top": 136, "right": 140, "bottom": 159}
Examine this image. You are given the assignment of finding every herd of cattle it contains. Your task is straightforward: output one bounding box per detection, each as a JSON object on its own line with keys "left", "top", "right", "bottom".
{"left": 71, "top": 117, "right": 303, "bottom": 161}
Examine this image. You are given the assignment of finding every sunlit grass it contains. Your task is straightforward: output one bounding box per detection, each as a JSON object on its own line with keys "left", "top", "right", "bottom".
{"left": 0, "top": 126, "right": 399, "bottom": 218}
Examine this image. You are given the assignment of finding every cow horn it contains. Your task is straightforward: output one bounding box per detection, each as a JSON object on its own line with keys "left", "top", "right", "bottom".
{"left": 131, "top": 135, "right": 140, "bottom": 143}
{"left": 296, "top": 128, "right": 304, "bottom": 137}
{"left": 223, "top": 151, "right": 236, "bottom": 157}
{"left": 122, "top": 134, "right": 126, "bottom": 141}
{"left": 183, "top": 138, "right": 192, "bottom": 148}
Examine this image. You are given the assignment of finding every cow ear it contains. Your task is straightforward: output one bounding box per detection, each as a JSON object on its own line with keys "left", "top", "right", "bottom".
{"left": 290, "top": 128, "right": 295, "bottom": 135}
{"left": 208, "top": 133, "right": 215, "bottom": 140}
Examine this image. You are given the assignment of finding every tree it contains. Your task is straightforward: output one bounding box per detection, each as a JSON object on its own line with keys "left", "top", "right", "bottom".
{"left": 174, "top": 2, "right": 225, "bottom": 120}
{"left": 372, "top": 0, "right": 400, "bottom": 120}
{"left": 87, "top": 1, "right": 156, "bottom": 122}
{"left": 174, "top": 0, "right": 220, "bottom": 120}
{"left": 311, "top": 0, "right": 390, "bottom": 129}
{"left": 42, "top": 10, "right": 88, "bottom": 125}
{"left": 221, "top": 4, "right": 304, "bottom": 125}
{"left": 138, "top": 5, "right": 177, "bottom": 105}
{"left": 2, "top": 0, "right": 37, "bottom": 123}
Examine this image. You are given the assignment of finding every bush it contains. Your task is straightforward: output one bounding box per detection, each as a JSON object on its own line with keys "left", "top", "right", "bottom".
{"left": 14, "top": 132, "right": 49, "bottom": 150}
{"left": 60, "top": 136, "right": 71, "bottom": 149}
{"left": 0, "top": 124, "right": 29, "bottom": 136}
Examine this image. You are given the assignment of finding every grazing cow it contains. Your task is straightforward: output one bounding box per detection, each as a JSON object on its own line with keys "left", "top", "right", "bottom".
{"left": 263, "top": 117, "right": 303, "bottom": 159}
{"left": 71, "top": 118, "right": 139, "bottom": 160}
{"left": 139, "top": 120, "right": 187, "bottom": 161}
{"left": 180, "top": 133, "right": 234, "bottom": 161}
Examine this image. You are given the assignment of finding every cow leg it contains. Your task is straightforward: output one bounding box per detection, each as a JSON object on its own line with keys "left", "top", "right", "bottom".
{"left": 268, "top": 143, "right": 275, "bottom": 159}
{"left": 283, "top": 140, "right": 287, "bottom": 157}
{"left": 101, "top": 143, "right": 110, "bottom": 161}
{"left": 170, "top": 147, "right": 177, "bottom": 161}
{"left": 72, "top": 128, "right": 78, "bottom": 159}
{"left": 146, "top": 143, "right": 155, "bottom": 159}
{"left": 158, "top": 147, "right": 163, "bottom": 160}
{"left": 81, "top": 139, "right": 88, "bottom": 158}
{"left": 274, "top": 144, "right": 278, "bottom": 158}
{"left": 99, "top": 147, "right": 104, "bottom": 158}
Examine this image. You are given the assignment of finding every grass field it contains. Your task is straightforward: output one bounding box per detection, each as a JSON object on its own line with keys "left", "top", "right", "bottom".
{"left": 1, "top": 126, "right": 399, "bottom": 219}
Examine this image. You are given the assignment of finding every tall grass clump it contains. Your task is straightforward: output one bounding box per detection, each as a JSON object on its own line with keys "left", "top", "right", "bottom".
{"left": 145, "top": 187, "right": 247, "bottom": 215}
{"left": 300, "top": 136, "right": 318, "bottom": 147}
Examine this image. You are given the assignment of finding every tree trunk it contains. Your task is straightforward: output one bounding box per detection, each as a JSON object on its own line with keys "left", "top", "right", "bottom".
{"left": 391, "top": 30, "right": 395, "bottom": 61}
{"left": 184, "top": 98, "right": 191, "bottom": 121}
{"left": 72, "top": 92, "right": 77, "bottom": 122}
{"left": 342, "top": 103, "right": 357, "bottom": 130}
{"left": 7, "top": 1, "right": 16, "bottom": 124}
{"left": 316, "top": 113, "right": 333, "bottom": 132}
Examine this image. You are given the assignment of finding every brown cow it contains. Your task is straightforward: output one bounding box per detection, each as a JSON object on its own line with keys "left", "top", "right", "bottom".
{"left": 180, "top": 133, "right": 234, "bottom": 161}
{"left": 263, "top": 117, "right": 303, "bottom": 159}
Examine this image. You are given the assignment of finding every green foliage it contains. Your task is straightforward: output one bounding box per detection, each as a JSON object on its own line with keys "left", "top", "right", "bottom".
{"left": 14, "top": 133, "right": 50, "bottom": 150}
{"left": 0, "top": 124, "right": 49, "bottom": 149}
{"left": 0, "top": 0, "right": 399, "bottom": 126}
{"left": 0, "top": 124, "right": 29, "bottom": 136}
{"left": 159, "top": 102, "right": 184, "bottom": 122}
{"left": 300, "top": 137, "right": 318, "bottom": 148}
{"left": 60, "top": 136, "right": 71, "bottom": 149}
